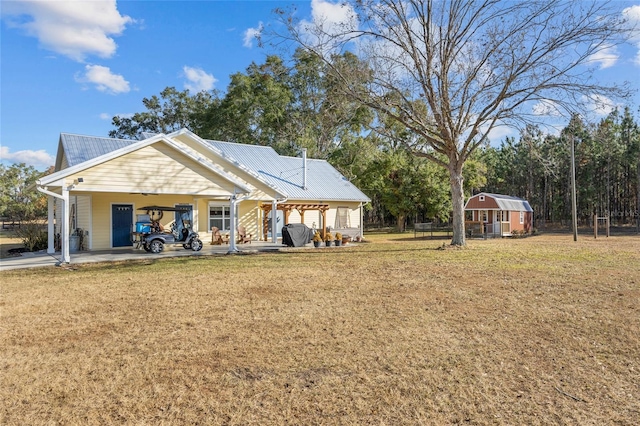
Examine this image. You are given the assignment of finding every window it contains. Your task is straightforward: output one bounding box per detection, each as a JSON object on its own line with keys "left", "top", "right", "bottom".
{"left": 480, "top": 210, "right": 488, "bottom": 222}
{"left": 520, "top": 211, "right": 525, "bottom": 224}
{"left": 498, "top": 211, "right": 510, "bottom": 222}
{"left": 209, "top": 204, "right": 231, "bottom": 232}
{"left": 335, "top": 206, "right": 351, "bottom": 229}
{"left": 479, "top": 195, "right": 485, "bottom": 202}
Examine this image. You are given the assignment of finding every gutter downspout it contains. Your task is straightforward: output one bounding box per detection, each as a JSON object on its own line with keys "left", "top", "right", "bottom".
{"left": 37, "top": 185, "right": 70, "bottom": 264}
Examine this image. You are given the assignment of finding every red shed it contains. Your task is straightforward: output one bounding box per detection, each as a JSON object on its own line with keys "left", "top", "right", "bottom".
{"left": 464, "top": 193, "right": 533, "bottom": 237}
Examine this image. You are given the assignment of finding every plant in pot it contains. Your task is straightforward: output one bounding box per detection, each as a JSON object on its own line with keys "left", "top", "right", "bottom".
{"left": 312, "top": 231, "right": 322, "bottom": 247}
{"left": 324, "top": 232, "right": 333, "bottom": 247}
{"left": 334, "top": 232, "right": 342, "bottom": 246}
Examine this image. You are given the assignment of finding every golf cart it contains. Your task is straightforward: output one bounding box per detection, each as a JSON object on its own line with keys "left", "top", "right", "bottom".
{"left": 132, "top": 205, "right": 203, "bottom": 254}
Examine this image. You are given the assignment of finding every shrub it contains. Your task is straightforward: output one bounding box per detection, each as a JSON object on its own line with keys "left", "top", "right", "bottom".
{"left": 335, "top": 232, "right": 343, "bottom": 240}
{"left": 313, "top": 232, "right": 322, "bottom": 242}
{"left": 324, "top": 232, "right": 333, "bottom": 242}
{"left": 16, "top": 222, "right": 48, "bottom": 252}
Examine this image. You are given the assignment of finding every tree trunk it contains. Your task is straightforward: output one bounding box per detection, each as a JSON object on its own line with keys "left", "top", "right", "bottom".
{"left": 449, "top": 163, "right": 466, "bottom": 246}
{"left": 396, "top": 213, "right": 406, "bottom": 232}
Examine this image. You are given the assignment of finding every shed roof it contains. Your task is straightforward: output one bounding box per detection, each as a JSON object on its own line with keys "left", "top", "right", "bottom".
{"left": 466, "top": 193, "right": 533, "bottom": 212}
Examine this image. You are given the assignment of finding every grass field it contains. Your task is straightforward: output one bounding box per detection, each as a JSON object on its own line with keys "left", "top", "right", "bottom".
{"left": 1, "top": 233, "right": 639, "bottom": 425}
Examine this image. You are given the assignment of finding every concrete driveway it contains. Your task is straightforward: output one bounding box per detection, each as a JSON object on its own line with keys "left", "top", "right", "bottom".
{"left": 0, "top": 241, "right": 288, "bottom": 271}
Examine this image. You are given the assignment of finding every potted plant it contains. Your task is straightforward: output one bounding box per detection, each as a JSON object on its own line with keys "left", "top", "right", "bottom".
{"left": 334, "top": 232, "right": 342, "bottom": 246}
{"left": 312, "top": 231, "right": 322, "bottom": 248}
{"left": 324, "top": 231, "right": 333, "bottom": 247}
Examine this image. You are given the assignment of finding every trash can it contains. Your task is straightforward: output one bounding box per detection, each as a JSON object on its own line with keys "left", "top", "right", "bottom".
{"left": 69, "top": 235, "right": 80, "bottom": 252}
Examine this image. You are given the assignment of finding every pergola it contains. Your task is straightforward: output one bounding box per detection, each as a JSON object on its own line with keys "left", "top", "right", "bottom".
{"left": 260, "top": 203, "right": 330, "bottom": 240}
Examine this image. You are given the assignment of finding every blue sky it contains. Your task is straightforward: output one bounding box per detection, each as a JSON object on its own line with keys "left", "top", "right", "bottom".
{"left": 2, "top": 0, "right": 640, "bottom": 171}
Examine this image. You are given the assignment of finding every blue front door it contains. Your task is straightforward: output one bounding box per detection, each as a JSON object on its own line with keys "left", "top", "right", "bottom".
{"left": 174, "top": 205, "right": 193, "bottom": 241}
{"left": 112, "top": 204, "right": 133, "bottom": 247}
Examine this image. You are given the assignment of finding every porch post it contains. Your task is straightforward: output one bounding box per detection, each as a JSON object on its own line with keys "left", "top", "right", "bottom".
{"left": 61, "top": 187, "right": 70, "bottom": 263}
{"left": 228, "top": 195, "right": 238, "bottom": 253}
{"left": 47, "top": 196, "right": 55, "bottom": 254}
{"left": 271, "top": 200, "right": 277, "bottom": 243}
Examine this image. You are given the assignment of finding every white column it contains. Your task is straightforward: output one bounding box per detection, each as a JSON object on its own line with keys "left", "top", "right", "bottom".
{"left": 227, "top": 195, "right": 238, "bottom": 253}
{"left": 271, "top": 200, "right": 277, "bottom": 243}
{"left": 61, "top": 187, "right": 70, "bottom": 263}
{"left": 47, "top": 196, "right": 55, "bottom": 254}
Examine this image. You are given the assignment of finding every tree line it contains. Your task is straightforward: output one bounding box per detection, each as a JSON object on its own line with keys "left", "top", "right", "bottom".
{"left": 108, "top": 50, "right": 640, "bottom": 231}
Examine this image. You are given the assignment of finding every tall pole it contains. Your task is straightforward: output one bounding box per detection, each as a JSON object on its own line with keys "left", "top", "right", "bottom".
{"left": 571, "top": 135, "right": 578, "bottom": 242}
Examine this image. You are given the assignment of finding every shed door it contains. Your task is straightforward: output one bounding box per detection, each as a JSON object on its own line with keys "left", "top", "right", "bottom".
{"left": 112, "top": 204, "right": 133, "bottom": 247}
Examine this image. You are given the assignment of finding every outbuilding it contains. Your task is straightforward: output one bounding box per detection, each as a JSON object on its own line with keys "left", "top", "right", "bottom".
{"left": 464, "top": 192, "right": 533, "bottom": 237}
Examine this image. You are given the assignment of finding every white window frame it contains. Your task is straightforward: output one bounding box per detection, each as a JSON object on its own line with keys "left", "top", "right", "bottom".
{"left": 479, "top": 195, "right": 485, "bottom": 202}
{"left": 208, "top": 202, "right": 234, "bottom": 233}
{"left": 520, "top": 211, "right": 525, "bottom": 224}
{"left": 480, "top": 210, "right": 488, "bottom": 223}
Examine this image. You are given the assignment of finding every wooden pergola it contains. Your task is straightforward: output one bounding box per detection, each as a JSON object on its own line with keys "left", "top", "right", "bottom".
{"left": 261, "top": 203, "right": 330, "bottom": 240}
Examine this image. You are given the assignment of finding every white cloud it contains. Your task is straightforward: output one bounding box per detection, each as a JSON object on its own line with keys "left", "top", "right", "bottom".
{"left": 582, "top": 94, "right": 618, "bottom": 117}
{"left": 297, "top": 0, "right": 358, "bottom": 48}
{"left": 75, "top": 65, "right": 130, "bottom": 94}
{"left": 588, "top": 45, "right": 619, "bottom": 69}
{"left": 1, "top": 0, "right": 132, "bottom": 62}
{"left": 532, "top": 100, "right": 563, "bottom": 117}
{"left": 623, "top": 5, "right": 640, "bottom": 66}
{"left": 0, "top": 146, "right": 55, "bottom": 169}
{"left": 243, "top": 22, "right": 263, "bottom": 48}
{"left": 99, "top": 113, "right": 112, "bottom": 120}
{"left": 182, "top": 66, "right": 217, "bottom": 92}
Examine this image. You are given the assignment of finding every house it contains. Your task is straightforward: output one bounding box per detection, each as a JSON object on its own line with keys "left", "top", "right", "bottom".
{"left": 36, "top": 129, "right": 370, "bottom": 263}
{"left": 464, "top": 192, "right": 533, "bottom": 237}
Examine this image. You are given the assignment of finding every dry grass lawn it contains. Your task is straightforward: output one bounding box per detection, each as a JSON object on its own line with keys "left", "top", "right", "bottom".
{"left": 1, "top": 233, "right": 639, "bottom": 425}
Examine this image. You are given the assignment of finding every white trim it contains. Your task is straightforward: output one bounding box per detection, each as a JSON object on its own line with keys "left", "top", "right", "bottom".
{"left": 38, "top": 133, "right": 253, "bottom": 194}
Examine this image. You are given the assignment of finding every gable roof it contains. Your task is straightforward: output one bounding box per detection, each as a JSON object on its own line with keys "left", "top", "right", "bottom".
{"left": 40, "top": 133, "right": 252, "bottom": 193}
{"left": 466, "top": 193, "right": 533, "bottom": 212}
{"left": 46, "top": 130, "right": 370, "bottom": 203}
{"left": 56, "top": 133, "right": 136, "bottom": 169}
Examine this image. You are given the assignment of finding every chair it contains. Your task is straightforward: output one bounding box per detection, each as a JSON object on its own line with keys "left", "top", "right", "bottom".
{"left": 237, "top": 226, "right": 252, "bottom": 244}
{"left": 211, "top": 226, "right": 224, "bottom": 245}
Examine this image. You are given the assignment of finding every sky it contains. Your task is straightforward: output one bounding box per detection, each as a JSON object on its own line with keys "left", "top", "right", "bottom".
{"left": 1, "top": 0, "right": 640, "bottom": 171}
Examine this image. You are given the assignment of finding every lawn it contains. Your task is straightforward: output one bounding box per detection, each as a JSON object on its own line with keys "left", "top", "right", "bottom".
{"left": 1, "top": 233, "right": 639, "bottom": 425}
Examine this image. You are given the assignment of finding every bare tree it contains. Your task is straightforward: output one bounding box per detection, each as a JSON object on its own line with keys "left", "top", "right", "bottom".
{"left": 273, "top": 0, "right": 634, "bottom": 245}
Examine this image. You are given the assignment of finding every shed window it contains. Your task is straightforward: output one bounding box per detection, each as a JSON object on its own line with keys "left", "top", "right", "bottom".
{"left": 498, "top": 211, "right": 510, "bottom": 222}
{"left": 520, "top": 211, "right": 525, "bottom": 224}
{"left": 479, "top": 195, "right": 485, "bottom": 202}
{"left": 480, "top": 210, "right": 488, "bottom": 222}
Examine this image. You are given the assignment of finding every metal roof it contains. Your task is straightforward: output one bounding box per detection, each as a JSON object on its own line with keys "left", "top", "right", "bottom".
{"left": 55, "top": 132, "right": 370, "bottom": 202}
{"left": 468, "top": 193, "right": 533, "bottom": 212}
{"left": 207, "top": 140, "right": 370, "bottom": 202}
{"left": 60, "top": 133, "right": 137, "bottom": 168}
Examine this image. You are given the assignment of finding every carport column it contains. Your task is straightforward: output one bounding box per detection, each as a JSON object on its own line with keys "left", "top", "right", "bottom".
{"left": 61, "top": 187, "right": 70, "bottom": 263}
{"left": 47, "top": 196, "right": 55, "bottom": 254}
{"left": 271, "top": 200, "right": 278, "bottom": 243}
{"left": 228, "top": 195, "right": 239, "bottom": 253}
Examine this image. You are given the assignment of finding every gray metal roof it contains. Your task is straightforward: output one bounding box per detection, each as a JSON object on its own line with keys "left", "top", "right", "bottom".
{"left": 56, "top": 132, "right": 370, "bottom": 202}
{"left": 479, "top": 193, "right": 533, "bottom": 212}
{"left": 60, "top": 133, "right": 137, "bottom": 168}
{"left": 207, "top": 140, "right": 370, "bottom": 202}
